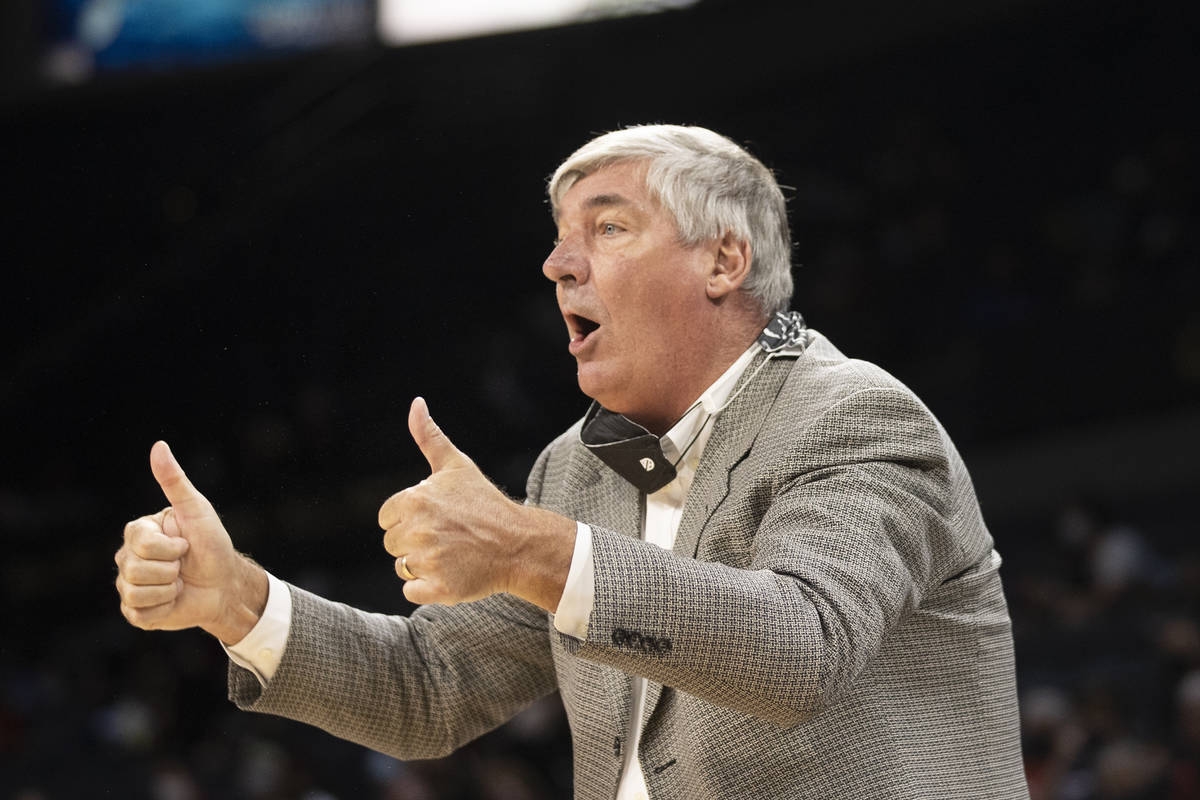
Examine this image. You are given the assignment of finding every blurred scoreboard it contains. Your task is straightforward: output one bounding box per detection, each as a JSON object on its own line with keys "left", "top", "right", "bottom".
{"left": 39, "top": 0, "right": 698, "bottom": 81}
{"left": 42, "top": 0, "right": 373, "bottom": 80}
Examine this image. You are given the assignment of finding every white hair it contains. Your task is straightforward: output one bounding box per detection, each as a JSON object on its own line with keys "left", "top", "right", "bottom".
{"left": 548, "top": 125, "right": 793, "bottom": 316}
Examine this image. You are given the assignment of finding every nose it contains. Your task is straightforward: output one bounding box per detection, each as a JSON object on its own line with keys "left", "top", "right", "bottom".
{"left": 542, "top": 236, "right": 589, "bottom": 285}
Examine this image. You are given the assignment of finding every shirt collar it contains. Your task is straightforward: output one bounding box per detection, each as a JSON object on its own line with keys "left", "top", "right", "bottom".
{"left": 659, "top": 343, "right": 760, "bottom": 465}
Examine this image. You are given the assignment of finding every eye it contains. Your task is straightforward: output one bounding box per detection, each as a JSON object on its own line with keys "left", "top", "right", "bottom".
{"left": 601, "top": 222, "right": 621, "bottom": 236}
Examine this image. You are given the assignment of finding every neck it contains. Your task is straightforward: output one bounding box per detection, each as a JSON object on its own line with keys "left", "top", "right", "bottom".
{"left": 628, "top": 311, "right": 767, "bottom": 435}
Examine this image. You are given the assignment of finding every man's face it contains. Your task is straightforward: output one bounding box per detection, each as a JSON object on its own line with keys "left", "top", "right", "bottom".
{"left": 543, "top": 161, "right": 718, "bottom": 430}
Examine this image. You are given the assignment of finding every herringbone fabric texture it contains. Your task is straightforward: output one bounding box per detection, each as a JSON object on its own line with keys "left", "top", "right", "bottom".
{"left": 230, "top": 330, "right": 1028, "bottom": 799}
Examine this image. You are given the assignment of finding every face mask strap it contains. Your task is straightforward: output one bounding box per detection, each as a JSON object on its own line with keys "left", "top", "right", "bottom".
{"left": 580, "top": 311, "right": 809, "bottom": 493}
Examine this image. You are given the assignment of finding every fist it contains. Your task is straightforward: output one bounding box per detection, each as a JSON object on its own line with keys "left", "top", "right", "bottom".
{"left": 115, "top": 505, "right": 190, "bottom": 629}
{"left": 378, "top": 398, "right": 578, "bottom": 612}
{"left": 115, "top": 441, "right": 261, "bottom": 642}
{"left": 379, "top": 398, "right": 525, "bottom": 606}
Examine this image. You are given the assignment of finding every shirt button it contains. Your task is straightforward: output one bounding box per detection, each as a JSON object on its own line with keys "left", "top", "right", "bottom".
{"left": 258, "top": 648, "right": 274, "bottom": 660}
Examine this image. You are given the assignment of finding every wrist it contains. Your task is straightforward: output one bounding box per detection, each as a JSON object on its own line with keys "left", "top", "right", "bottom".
{"left": 508, "top": 505, "right": 577, "bottom": 613}
{"left": 207, "top": 555, "right": 269, "bottom": 646}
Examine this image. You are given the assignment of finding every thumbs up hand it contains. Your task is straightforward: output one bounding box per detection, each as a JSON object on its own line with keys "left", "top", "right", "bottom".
{"left": 115, "top": 442, "right": 267, "bottom": 644}
{"left": 379, "top": 398, "right": 576, "bottom": 610}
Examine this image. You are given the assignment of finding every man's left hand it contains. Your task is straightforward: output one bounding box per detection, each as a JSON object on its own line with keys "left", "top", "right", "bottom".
{"left": 379, "top": 397, "right": 575, "bottom": 610}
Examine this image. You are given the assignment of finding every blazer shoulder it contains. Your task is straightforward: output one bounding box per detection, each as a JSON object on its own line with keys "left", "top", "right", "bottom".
{"left": 777, "top": 328, "right": 923, "bottom": 419}
{"left": 542, "top": 417, "right": 586, "bottom": 463}
{"left": 525, "top": 416, "right": 587, "bottom": 504}
{"left": 751, "top": 330, "right": 958, "bottom": 482}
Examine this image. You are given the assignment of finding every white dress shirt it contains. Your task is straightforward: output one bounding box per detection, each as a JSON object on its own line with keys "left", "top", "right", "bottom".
{"left": 227, "top": 344, "right": 760, "bottom": 799}
{"left": 225, "top": 571, "right": 292, "bottom": 682}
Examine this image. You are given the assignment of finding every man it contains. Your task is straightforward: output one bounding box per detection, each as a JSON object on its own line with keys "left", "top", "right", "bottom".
{"left": 115, "top": 125, "right": 1029, "bottom": 798}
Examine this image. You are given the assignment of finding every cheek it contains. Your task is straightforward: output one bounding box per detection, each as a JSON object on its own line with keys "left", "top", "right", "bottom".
{"left": 637, "top": 273, "right": 699, "bottom": 325}
{"left": 607, "top": 262, "right": 666, "bottom": 313}
{"left": 599, "top": 251, "right": 703, "bottom": 343}
{"left": 608, "top": 292, "right": 661, "bottom": 347}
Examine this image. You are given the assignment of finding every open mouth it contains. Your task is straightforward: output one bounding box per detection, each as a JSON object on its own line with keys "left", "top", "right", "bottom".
{"left": 566, "top": 312, "right": 601, "bottom": 354}
{"left": 568, "top": 313, "right": 601, "bottom": 341}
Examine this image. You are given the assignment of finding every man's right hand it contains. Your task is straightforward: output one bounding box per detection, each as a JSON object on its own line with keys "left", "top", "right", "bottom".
{"left": 115, "top": 441, "right": 268, "bottom": 645}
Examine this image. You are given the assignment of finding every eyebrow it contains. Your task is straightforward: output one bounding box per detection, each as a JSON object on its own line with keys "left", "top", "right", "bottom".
{"left": 582, "top": 192, "right": 631, "bottom": 210}
{"left": 552, "top": 191, "right": 633, "bottom": 225}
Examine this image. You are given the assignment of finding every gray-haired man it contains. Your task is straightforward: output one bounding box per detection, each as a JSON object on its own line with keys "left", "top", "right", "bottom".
{"left": 116, "top": 125, "right": 1029, "bottom": 799}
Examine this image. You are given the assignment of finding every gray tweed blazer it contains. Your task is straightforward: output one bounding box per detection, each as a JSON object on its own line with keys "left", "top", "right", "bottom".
{"left": 229, "top": 330, "right": 1029, "bottom": 799}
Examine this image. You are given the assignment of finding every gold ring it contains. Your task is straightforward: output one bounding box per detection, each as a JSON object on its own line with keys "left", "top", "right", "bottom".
{"left": 399, "top": 555, "right": 417, "bottom": 581}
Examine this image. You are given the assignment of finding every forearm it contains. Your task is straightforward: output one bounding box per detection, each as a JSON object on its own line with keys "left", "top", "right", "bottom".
{"left": 230, "top": 583, "right": 558, "bottom": 760}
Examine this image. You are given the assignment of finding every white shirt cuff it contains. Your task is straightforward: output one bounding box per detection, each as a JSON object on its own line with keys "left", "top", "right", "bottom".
{"left": 553, "top": 521, "right": 595, "bottom": 639}
{"left": 224, "top": 571, "right": 293, "bottom": 686}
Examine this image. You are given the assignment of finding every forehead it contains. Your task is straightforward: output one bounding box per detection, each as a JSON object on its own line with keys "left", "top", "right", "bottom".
{"left": 556, "top": 160, "right": 657, "bottom": 221}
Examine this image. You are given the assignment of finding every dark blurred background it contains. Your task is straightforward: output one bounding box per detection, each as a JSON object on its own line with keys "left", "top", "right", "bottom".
{"left": 2, "top": 0, "right": 1199, "bottom": 797}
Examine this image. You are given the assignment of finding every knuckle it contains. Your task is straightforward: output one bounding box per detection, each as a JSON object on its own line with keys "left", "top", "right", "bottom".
{"left": 426, "top": 544, "right": 450, "bottom": 568}
{"left": 124, "top": 519, "right": 147, "bottom": 546}
{"left": 119, "top": 555, "right": 143, "bottom": 582}
{"left": 128, "top": 559, "right": 171, "bottom": 584}
{"left": 130, "top": 530, "right": 156, "bottom": 558}
{"left": 408, "top": 489, "right": 429, "bottom": 512}
{"left": 379, "top": 492, "right": 408, "bottom": 529}
{"left": 121, "top": 604, "right": 148, "bottom": 628}
{"left": 403, "top": 581, "right": 431, "bottom": 605}
{"left": 131, "top": 533, "right": 174, "bottom": 560}
{"left": 428, "top": 580, "right": 454, "bottom": 605}
{"left": 123, "top": 560, "right": 145, "bottom": 583}
{"left": 129, "top": 584, "right": 163, "bottom": 607}
{"left": 138, "top": 560, "right": 162, "bottom": 584}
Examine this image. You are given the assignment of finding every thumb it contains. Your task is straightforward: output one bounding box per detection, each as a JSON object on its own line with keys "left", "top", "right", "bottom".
{"left": 149, "top": 441, "right": 208, "bottom": 512}
{"left": 408, "top": 397, "right": 469, "bottom": 473}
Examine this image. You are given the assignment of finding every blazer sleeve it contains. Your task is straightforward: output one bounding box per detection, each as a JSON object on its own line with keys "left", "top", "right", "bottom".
{"left": 226, "top": 437, "right": 567, "bottom": 759}
{"left": 560, "top": 386, "right": 980, "bottom": 726}
{"left": 228, "top": 582, "right": 557, "bottom": 759}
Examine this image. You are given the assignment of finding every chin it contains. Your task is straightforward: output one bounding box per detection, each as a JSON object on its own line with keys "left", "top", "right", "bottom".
{"left": 575, "top": 363, "right": 624, "bottom": 410}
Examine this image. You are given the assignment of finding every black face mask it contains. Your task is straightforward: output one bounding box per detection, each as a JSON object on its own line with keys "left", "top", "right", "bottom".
{"left": 579, "top": 311, "right": 807, "bottom": 493}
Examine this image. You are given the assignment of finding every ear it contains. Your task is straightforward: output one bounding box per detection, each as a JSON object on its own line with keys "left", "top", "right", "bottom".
{"left": 705, "top": 232, "right": 753, "bottom": 300}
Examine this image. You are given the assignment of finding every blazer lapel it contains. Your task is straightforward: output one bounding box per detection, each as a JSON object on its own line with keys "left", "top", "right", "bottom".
{"left": 673, "top": 353, "right": 797, "bottom": 561}
{"left": 641, "top": 353, "right": 799, "bottom": 728}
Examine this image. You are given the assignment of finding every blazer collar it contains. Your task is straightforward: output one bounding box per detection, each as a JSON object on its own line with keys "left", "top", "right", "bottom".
{"left": 672, "top": 349, "right": 799, "bottom": 560}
